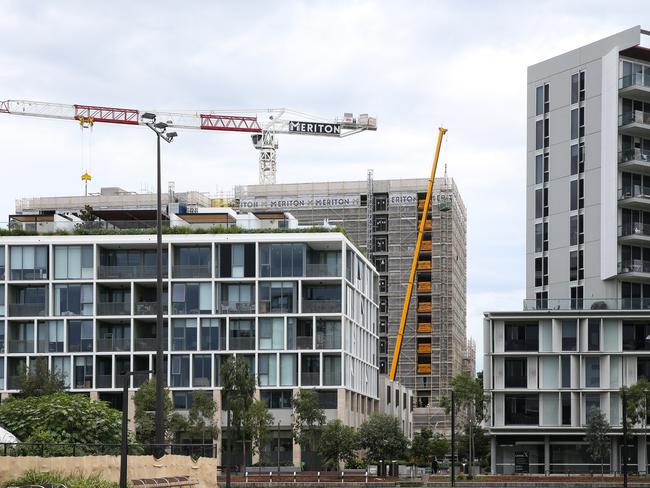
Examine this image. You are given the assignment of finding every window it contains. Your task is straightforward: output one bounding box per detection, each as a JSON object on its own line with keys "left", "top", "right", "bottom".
{"left": 52, "top": 356, "right": 71, "bottom": 387}
{"left": 258, "top": 354, "right": 277, "bottom": 386}
{"left": 200, "top": 318, "right": 225, "bottom": 350}
{"left": 258, "top": 281, "right": 297, "bottom": 313}
{"left": 536, "top": 120, "right": 544, "bottom": 150}
{"left": 570, "top": 214, "right": 584, "bottom": 246}
{"left": 54, "top": 284, "right": 93, "bottom": 316}
{"left": 561, "top": 392, "right": 571, "bottom": 425}
{"left": 562, "top": 320, "right": 577, "bottom": 351}
{"left": 0, "top": 246, "right": 4, "bottom": 280}
{"left": 570, "top": 179, "right": 584, "bottom": 210}
{"left": 534, "top": 256, "right": 548, "bottom": 287}
{"left": 570, "top": 143, "right": 585, "bottom": 175}
{"left": 8, "top": 321, "right": 34, "bottom": 353}
{"left": 535, "top": 189, "right": 543, "bottom": 218}
{"left": 229, "top": 319, "right": 255, "bottom": 350}
{"left": 571, "top": 71, "right": 585, "bottom": 104}
{"left": 535, "top": 291, "right": 548, "bottom": 310}
{"left": 37, "top": 320, "right": 64, "bottom": 353}
{"left": 622, "top": 321, "right": 650, "bottom": 350}
{"left": 374, "top": 237, "right": 387, "bottom": 253}
{"left": 585, "top": 357, "right": 600, "bottom": 387}
{"left": 504, "top": 394, "right": 539, "bottom": 425}
{"left": 504, "top": 358, "right": 527, "bottom": 388}
{"left": 588, "top": 319, "right": 600, "bottom": 351}
{"left": 219, "top": 243, "right": 254, "bottom": 278}
{"left": 10, "top": 246, "right": 48, "bottom": 280}
{"left": 570, "top": 286, "right": 583, "bottom": 310}
{"left": 536, "top": 85, "right": 544, "bottom": 116}
{"left": 374, "top": 216, "right": 388, "bottom": 232}
{"left": 544, "top": 118, "right": 549, "bottom": 148}
{"left": 375, "top": 196, "right": 387, "bottom": 211}
{"left": 98, "top": 248, "right": 168, "bottom": 279}
{"left": 569, "top": 250, "right": 584, "bottom": 281}
{"left": 259, "top": 243, "right": 305, "bottom": 277}
{"left": 638, "top": 357, "right": 650, "bottom": 381}
{"left": 220, "top": 283, "right": 254, "bottom": 314}
{"left": 504, "top": 322, "right": 538, "bottom": 351}
{"left": 171, "top": 283, "right": 211, "bottom": 314}
{"left": 172, "top": 318, "right": 197, "bottom": 351}
{"left": 585, "top": 394, "right": 600, "bottom": 422}
{"left": 260, "top": 389, "right": 293, "bottom": 409}
{"left": 323, "top": 354, "right": 341, "bottom": 385}
{"left": 193, "top": 354, "right": 211, "bottom": 387}
{"left": 570, "top": 107, "right": 585, "bottom": 139}
{"left": 386, "top": 385, "right": 391, "bottom": 404}
{"left": 374, "top": 256, "right": 387, "bottom": 273}
{"left": 68, "top": 320, "right": 93, "bottom": 352}
{"left": 173, "top": 246, "right": 211, "bottom": 278}
{"left": 0, "top": 284, "right": 4, "bottom": 316}
{"left": 173, "top": 391, "right": 193, "bottom": 410}
{"left": 74, "top": 356, "right": 93, "bottom": 388}
{"left": 280, "top": 353, "right": 297, "bottom": 386}
{"left": 300, "top": 354, "right": 320, "bottom": 386}
{"left": 259, "top": 318, "right": 284, "bottom": 350}
{"left": 287, "top": 317, "right": 313, "bottom": 349}
{"left": 561, "top": 356, "right": 571, "bottom": 388}
{"left": 171, "top": 355, "right": 190, "bottom": 387}
{"left": 54, "top": 246, "right": 93, "bottom": 279}
{"left": 535, "top": 222, "right": 548, "bottom": 253}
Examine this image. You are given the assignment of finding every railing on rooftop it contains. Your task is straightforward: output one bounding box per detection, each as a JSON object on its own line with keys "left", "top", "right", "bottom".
{"left": 523, "top": 297, "right": 650, "bottom": 310}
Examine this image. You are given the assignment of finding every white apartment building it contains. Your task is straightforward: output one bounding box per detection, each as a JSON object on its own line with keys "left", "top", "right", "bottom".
{"left": 485, "top": 26, "right": 650, "bottom": 475}
{"left": 0, "top": 230, "right": 380, "bottom": 468}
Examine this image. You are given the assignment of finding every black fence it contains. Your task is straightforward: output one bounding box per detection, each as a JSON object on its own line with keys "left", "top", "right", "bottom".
{"left": 0, "top": 442, "right": 216, "bottom": 458}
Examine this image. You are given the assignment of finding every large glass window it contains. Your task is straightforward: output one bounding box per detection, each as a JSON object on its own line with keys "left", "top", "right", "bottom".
{"left": 288, "top": 317, "right": 313, "bottom": 349}
{"left": 504, "top": 358, "right": 527, "bottom": 388}
{"left": 301, "top": 354, "right": 320, "bottom": 386}
{"left": 54, "top": 246, "right": 93, "bottom": 279}
{"left": 219, "top": 243, "right": 254, "bottom": 278}
{"left": 8, "top": 321, "right": 34, "bottom": 353}
{"left": 280, "top": 354, "right": 297, "bottom": 386}
{"left": 302, "top": 284, "right": 341, "bottom": 313}
{"left": 561, "top": 392, "right": 571, "bottom": 425}
{"left": 504, "top": 394, "right": 539, "bottom": 425}
{"left": 260, "top": 389, "right": 292, "bottom": 409}
{"left": 570, "top": 214, "right": 584, "bottom": 246}
{"left": 99, "top": 248, "right": 168, "bottom": 279}
{"left": 258, "top": 354, "right": 277, "bottom": 386}
{"left": 173, "top": 246, "right": 211, "bottom": 278}
{"left": 259, "top": 318, "right": 284, "bottom": 350}
{"left": 638, "top": 357, "right": 650, "bottom": 381}
{"left": 504, "top": 322, "right": 538, "bottom": 351}
{"left": 260, "top": 243, "right": 305, "bottom": 277}
{"left": 585, "top": 357, "right": 600, "bottom": 388}
{"left": 68, "top": 320, "right": 93, "bottom": 352}
{"left": 562, "top": 320, "right": 577, "bottom": 351}
{"left": 200, "top": 318, "right": 225, "bottom": 350}
{"left": 570, "top": 142, "right": 585, "bottom": 175}
{"left": 74, "top": 356, "right": 93, "bottom": 388}
{"left": 171, "top": 355, "right": 190, "bottom": 387}
{"left": 220, "top": 283, "right": 254, "bottom": 314}
{"left": 585, "top": 393, "right": 600, "bottom": 422}
{"left": 259, "top": 282, "right": 297, "bottom": 313}
{"left": 0, "top": 322, "right": 4, "bottom": 353}
{"left": 10, "top": 246, "right": 48, "bottom": 280}
{"left": 0, "top": 246, "right": 5, "bottom": 280}
{"left": 323, "top": 354, "right": 341, "bottom": 385}
{"left": 588, "top": 319, "right": 600, "bottom": 351}
{"left": 316, "top": 319, "right": 341, "bottom": 349}
{"left": 54, "top": 284, "right": 93, "bottom": 316}
{"left": 37, "top": 320, "right": 64, "bottom": 353}
{"left": 172, "top": 318, "right": 197, "bottom": 351}
{"left": 0, "top": 284, "right": 4, "bottom": 316}
{"left": 52, "top": 356, "right": 71, "bottom": 388}
{"left": 561, "top": 356, "right": 571, "bottom": 388}
{"left": 622, "top": 321, "right": 650, "bottom": 350}
{"left": 171, "top": 283, "right": 211, "bottom": 314}
{"left": 229, "top": 319, "right": 255, "bottom": 350}
{"left": 193, "top": 354, "right": 211, "bottom": 387}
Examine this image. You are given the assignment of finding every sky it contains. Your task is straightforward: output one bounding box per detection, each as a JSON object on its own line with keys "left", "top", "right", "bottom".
{"left": 0, "top": 1, "right": 647, "bottom": 370}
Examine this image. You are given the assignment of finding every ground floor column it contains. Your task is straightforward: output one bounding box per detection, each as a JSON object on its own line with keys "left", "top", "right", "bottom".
{"left": 611, "top": 437, "right": 619, "bottom": 474}
{"left": 544, "top": 435, "right": 550, "bottom": 475}
{"left": 639, "top": 435, "right": 648, "bottom": 474}
{"left": 490, "top": 437, "right": 497, "bottom": 474}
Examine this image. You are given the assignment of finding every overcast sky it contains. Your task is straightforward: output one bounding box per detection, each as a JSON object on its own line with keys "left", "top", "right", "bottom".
{"left": 1, "top": 1, "right": 647, "bottom": 370}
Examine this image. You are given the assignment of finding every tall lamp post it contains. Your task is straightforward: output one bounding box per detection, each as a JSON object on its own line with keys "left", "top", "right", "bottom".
{"left": 141, "top": 112, "right": 177, "bottom": 458}
{"left": 120, "top": 369, "right": 153, "bottom": 488}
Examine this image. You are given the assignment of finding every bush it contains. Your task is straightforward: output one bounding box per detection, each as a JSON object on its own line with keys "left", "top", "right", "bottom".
{"left": 2, "top": 470, "right": 119, "bottom": 488}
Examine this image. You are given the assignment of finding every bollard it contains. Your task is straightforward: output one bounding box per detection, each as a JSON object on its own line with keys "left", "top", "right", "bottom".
{"left": 270, "top": 471, "right": 273, "bottom": 483}
{"left": 365, "top": 471, "right": 368, "bottom": 484}
{"left": 317, "top": 471, "right": 321, "bottom": 483}
{"left": 245, "top": 471, "right": 248, "bottom": 483}
{"left": 341, "top": 471, "right": 344, "bottom": 483}
{"left": 293, "top": 471, "right": 296, "bottom": 483}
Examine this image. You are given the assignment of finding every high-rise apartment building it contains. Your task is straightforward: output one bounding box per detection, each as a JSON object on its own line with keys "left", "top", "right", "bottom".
{"left": 234, "top": 177, "right": 469, "bottom": 429}
{"left": 485, "top": 26, "right": 650, "bottom": 474}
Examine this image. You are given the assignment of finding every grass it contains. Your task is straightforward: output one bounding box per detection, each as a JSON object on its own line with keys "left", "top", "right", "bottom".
{"left": 2, "top": 469, "right": 119, "bottom": 488}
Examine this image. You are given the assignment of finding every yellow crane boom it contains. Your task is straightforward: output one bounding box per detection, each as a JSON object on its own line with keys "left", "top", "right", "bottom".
{"left": 389, "top": 126, "right": 447, "bottom": 381}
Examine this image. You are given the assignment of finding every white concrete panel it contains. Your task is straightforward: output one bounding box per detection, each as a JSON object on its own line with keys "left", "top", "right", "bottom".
{"left": 494, "top": 393, "right": 504, "bottom": 427}
{"left": 624, "top": 355, "right": 637, "bottom": 386}
{"left": 494, "top": 320, "right": 504, "bottom": 353}
{"left": 527, "top": 356, "right": 538, "bottom": 389}
{"left": 541, "top": 392, "right": 559, "bottom": 426}
{"left": 494, "top": 356, "right": 504, "bottom": 390}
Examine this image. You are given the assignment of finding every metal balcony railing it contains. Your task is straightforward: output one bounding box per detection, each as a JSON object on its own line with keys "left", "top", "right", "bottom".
{"left": 8, "top": 303, "right": 47, "bottom": 317}
{"left": 302, "top": 300, "right": 341, "bottom": 313}
{"left": 37, "top": 340, "right": 64, "bottom": 353}
{"left": 97, "top": 301, "right": 130, "bottom": 316}
{"left": 96, "top": 337, "right": 131, "bottom": 352}
{"left": 220, "top": 301, "right": 255, "bottom": 314}
{"left": 172, "top": 265, "right": 211, "bottom": 279}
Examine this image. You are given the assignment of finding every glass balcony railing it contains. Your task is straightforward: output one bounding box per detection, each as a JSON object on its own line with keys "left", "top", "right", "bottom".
{"left": 620, "top": 73, "right": 650, "bottom": 90}
{"left": 301, "top": 372, "right": 320, "bottom": 386}
{"left": 620, "top": 111, "right": 650, "bottom": 127}
{"left": 172, "top": 265, "right": 211, "bottom": 279}
{"left": 523, "top": 297, "right": 650, "bottom": 310}
{"left": 302, "top": 299, "right": 342, "bottom": 313}
{"left": 295, "top": 336, "right": 313, "bottom": 349}
{"left": 134, "top": 301, "right": 168, "bottom": 315}
{"left": 619, "top": 260, "right": 650, "bottom": 274}
{"left": 98, "top": 265, "right": 167, "bottom": 279}
{"left": 96, "top": 337, "right": 131, "bottom": 352}
{"left": 220, "top": 301, "right": 255, "bottom": 314}
{"left": 619, "top": 223, "right": 650, "bottom": 238}
{"left": 305, "top": 264, "right": 341, "bottom": 277}
{"left": 133, "top": 372, "right": 151, "bottom": 387}
{"left": 8, "top": 303, "right": 47, "bottom": 317}
{"left": 95, "top": 375, "right": 112, "bottom": 388}
{"left": 134, "top": 338, "right": 163, "bottom": 351}
{"left": 228, "top": 337, "right": 255, "bottom": 350}
{"left": 8, "top": 339, "right": 34, "bottom": 353}
{"left": 619, "top": 148, "right": 650, "bottom": 164}
{"left": 619, "top": 186, "right": 650, "bottom": 201}
{"left": 97, "top": 302, "right": 131, "bottom": 315}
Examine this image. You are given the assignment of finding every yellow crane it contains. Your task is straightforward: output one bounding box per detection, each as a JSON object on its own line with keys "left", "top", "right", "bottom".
{"left": 389, "top": 126, "right": 448, "bottom": 381}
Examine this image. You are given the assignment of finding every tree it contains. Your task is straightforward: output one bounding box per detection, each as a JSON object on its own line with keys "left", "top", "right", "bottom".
{"left": 357, "top": 413, "right": 409, "bottom": 464}
{"left": 620, "top": 377, "right": 650, "bottom": 464}
{"left": 244, "top": 400, "right": 273, "bottom": 459}
{"left": 430, "top": 433, "right": 449, "bottom": 461}
{"left": 292, "top": 389, "right": 326, "bottom": 452}
{"left": 17, "top": 358, "right": 65, "bottom": 397}
{"left": 585, "top": 410, "right": 611, "bottom": 477}
{"left": 221, "top": 356, "right": 255, "bottom": 469}
{"left": 133, "top": 378, "right": 184, "bottom": 446}
{"left": 0, "top": 393, "right": 123, "bottom": 456}
{"left": 186, "top": 390, "right": 219, "bottom": 444}
{"left": 319, "top": 419, "right": 357, "bottom": 469}
{"left": 410, "top": 428, "right": 434, "bottom": 467}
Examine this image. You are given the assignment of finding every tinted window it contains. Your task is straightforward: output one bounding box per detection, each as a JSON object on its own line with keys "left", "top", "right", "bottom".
{"left": 562, "top": 320, "right": 577, "bottom": 351}
{"left": 504, "top": 394, "right": 539, "bottom": 425}
{"left": 504, "top": 358, "right": 527, "bottom": 388}
{"left": 504, "top": 323, "right": 538, "bottom": 352}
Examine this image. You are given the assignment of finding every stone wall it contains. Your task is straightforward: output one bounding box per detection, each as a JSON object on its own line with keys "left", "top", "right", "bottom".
{"left": 0, "top": 454, "right": 217, "bottom": 486}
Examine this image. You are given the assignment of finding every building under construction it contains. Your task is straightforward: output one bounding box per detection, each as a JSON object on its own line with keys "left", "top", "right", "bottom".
{"left": 234, "top": 176, "right": 472, "bottom": 429}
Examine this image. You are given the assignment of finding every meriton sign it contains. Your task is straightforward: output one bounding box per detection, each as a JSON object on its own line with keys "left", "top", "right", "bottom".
{"left": 288, "top": 121, "right": 341, "bottom": 135}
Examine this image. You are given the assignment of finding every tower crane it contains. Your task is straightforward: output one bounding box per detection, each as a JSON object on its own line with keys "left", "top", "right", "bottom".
{"left": 0, "top": 99, "right": 377, "bottom": 185}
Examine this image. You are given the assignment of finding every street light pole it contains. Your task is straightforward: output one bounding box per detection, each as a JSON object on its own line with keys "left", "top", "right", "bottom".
{"left": 277, "top": 421, "right": 281, "bottom": 473}
{"left": 141, "top": 113, "right": 177, "bottom": 459}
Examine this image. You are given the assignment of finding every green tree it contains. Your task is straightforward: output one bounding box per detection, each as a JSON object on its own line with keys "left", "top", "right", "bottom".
{"left": 357, "top": 413, "right": 409, "bottom": 464}
{"left": 221, "top": 356, "right": 256, "bottom": 469}
{"left": 620, "top": 377, "right": 650, "bottom": 460}
{"left": 292, "top": 389, "right": 326, "bottom": 452}
{"left": 410, "top": 428, "right": 434, "bottom": 466}
{"left": 186, "top": 390, "right": 219, "bottom": 444}
{"left": 244, "top": 400, "right": 273, "bottom": 459}
{"left": 585, "top": 410, "right": 611, "bottom": 477}
{"left": 17, "top": 358, "right": 65, "bottom": 397}
{"left": 319, "top": 419, "right": 357, "bottom": 469}
{"left": 430, "top": 433, "right": 449, "bottom": 461}
{"left": 133, "top": 378, "right": 184, "bottom": 446}
{"left": 0, "top": 393, "right": 123, "bottom": 455}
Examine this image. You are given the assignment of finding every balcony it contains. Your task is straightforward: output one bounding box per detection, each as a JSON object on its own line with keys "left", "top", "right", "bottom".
{"left": 134, "top": 338, "right": 159, "bottom": 351}
{"left": 302, "top": 299, "right": 341, "bottom": 314}
{"left": 98, "top": 265, "right": 166, "bottom": 280}
{"left": 8, "top": 303, "right": 46, "bottom": 317}
{"left": 301, "top": 372, "right": 320, "bottom": 386}
{"left": 220, "top": 301, "right": 255, "bottom": 314}
{"left": 135, "top": 301, "right": 168, "bottom": 315}
{"left": 618, "top": 187, "right": 650, "bottom": 210}
{"left": 523, "top": 297, "right": 649, "bottom": 310}
{"left": 8, "top": 339, "right": 34, "bottom": 353}
{"left": 133, "top": 372, "right": 151, "bottom": 387}
{"left": 619, "top": 148, "right": 650, "bottom": 175}
{"left": 306, "top": 263, "right": 341, "bottom": 278}
{"left": 619, "top": 223, "right": 650, "bottom": 245}
{"left": 620, "top": 73, "right": 650, "bottom": 102}
{"left": 97, "top": 301, "right": 130, "bottom": 316}
{"left": 96, "top": 337, "right": 131, "bottom": 352}
{"left": 172, "top": 265, "right": 211, "bottom": 279}
{"left": 228, "top": 337, "right": 255, "bottom": 350}
{"left": 619, "top": 111, "right": 650, "bottom": 137}
{"left": 295, "top": 336, "right": 313, "bottom": 349}
{"left": 96, "top": 375, "right": 112, "bottom": 389}
{"left": 7, "top": 376, "right": 21, "bottom": 390}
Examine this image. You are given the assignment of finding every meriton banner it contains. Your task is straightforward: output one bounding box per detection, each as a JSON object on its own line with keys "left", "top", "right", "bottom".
{"left": 288, "top": 121, "right": 341, "bottom": 135}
